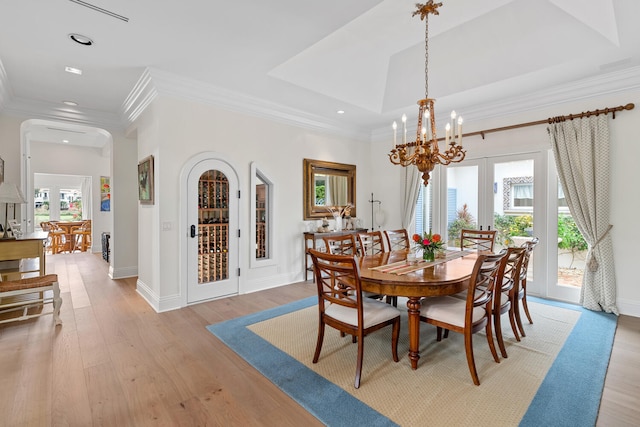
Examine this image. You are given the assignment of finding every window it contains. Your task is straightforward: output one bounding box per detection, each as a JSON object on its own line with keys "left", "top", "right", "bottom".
{"left": 503, "top": 176, "right": 533, "bottom": 212}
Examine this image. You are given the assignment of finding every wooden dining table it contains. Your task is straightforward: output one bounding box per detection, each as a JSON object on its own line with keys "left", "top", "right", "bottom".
{"left": 358, "top": 250, "right": 480, "bottom": 370}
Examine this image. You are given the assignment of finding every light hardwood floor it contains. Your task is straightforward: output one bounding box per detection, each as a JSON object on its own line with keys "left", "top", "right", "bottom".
{"left": 0, "top": 252, "right": 638, "bottom": 426}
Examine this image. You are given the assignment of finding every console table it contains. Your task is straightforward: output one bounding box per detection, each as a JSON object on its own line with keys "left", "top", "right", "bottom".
{"left": 303, "top": 229, "right": 368, "bottom": 280}
{"left": 0, "top": 233, "right": 47, "bottom": 281}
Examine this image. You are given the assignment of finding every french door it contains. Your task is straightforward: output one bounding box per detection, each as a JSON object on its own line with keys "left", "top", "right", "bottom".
{"left": 439, "top": 151, "right": 579, "bottom": 303}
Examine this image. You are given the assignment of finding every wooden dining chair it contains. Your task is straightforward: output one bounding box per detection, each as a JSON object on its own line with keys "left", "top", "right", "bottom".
{"left": 46, "top": 222, "right": 66, "bottom": 254}
{"left": 419, "top": 251, "right": 506, "bottom": 385}
{"left": 308, "top": 249, "right": 401, "bottom": 388}
{"left": 356, "top": 231, "right": 386, "bottom": 256}
{"left": 384, "top": 229, "right": 410, "bottom": 252}
{"left": 72, "top": 220, "right": 92, "bottom": 252}
{"left": 492, "top": 247, "right": 527, "bottom": 357}
{"left": 322, "top": 234, "right": 358, "bottom": 256}
{"left": 460, "top": 229, "right": 496, "bottom": 252}
{"left": 513, "top": 237, "right": 540, "bottom": 338}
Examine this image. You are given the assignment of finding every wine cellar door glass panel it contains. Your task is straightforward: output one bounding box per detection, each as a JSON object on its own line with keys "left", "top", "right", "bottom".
{"left": 198, "top": 170, "right": 229, "bottom": 283}
{"left": 187, "top": 160, "right": 239, "bottom": 304}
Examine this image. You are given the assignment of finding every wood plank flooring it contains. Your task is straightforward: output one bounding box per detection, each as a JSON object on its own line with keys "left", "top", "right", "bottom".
{"left": 0, "top": 252, "right": 638, "bottom": 426}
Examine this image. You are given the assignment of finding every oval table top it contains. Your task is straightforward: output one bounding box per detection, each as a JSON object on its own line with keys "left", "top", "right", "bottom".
{"left": 358, "top": 250, "right": 480, "bottom": 297}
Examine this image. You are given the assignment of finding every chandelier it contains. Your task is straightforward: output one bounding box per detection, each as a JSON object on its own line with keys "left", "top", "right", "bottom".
{"left": 388, "top": 1, "right": 465, "bottom": 186}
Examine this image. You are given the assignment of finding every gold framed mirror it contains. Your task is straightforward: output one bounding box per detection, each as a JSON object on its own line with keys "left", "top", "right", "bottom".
{"left": 303, "top": 159, "right": 356, "bottom": 220}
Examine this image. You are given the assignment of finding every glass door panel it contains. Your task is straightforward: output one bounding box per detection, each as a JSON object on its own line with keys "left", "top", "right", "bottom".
{"left": 445, "top": 163, "right": 479, "bottom": 248}
{"left": 492, "top": 158, "right": 535, "bottom": 253}
{"left": 198, "top": 170, "right": 229, "bottom": 283}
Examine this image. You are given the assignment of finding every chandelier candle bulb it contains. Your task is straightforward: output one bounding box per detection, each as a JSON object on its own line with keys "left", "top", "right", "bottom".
{"left": 445, "top": 122, "right": 451, "bottom": 144}
{"left": 450, "top": 110, "right": 457, "bottom": 140}
{"left": 457, "top": 116, "right": 463, "bottom": 144}
{"left": 402, "top": 114, "right": 407, "bottom": 145}
{"left": 393, "top": 121, "right": 397, "bottom": 148}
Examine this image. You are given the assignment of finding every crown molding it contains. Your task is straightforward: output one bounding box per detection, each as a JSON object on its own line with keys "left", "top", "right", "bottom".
{"left": 371, "top": 66, "right": 640, "bottom": 142}
{"left": 121, "top": 68, "right": 158, "bottom": 126}
{"left": 1, "top": 97, "right": 123, "bottom": 130}
{"left": 123, "top": 67, "right": 371, "bottom": 143}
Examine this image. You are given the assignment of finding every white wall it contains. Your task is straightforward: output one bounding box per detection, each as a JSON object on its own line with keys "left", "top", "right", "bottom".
{"left": 133, "top": 96, "right": 373, "bottom": 310}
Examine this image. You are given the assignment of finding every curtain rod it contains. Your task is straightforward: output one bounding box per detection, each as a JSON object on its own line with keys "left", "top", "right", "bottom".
{"left": 454, "top": 103, "right": 635, "bottom": 140}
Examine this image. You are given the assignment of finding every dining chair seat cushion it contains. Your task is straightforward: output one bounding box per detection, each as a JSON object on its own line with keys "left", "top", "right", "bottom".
{"left": 326, "top": 300, "right": 400, "bottom": 329}
{"left": 420, "top": 296, "right": 486, "bottom": 328}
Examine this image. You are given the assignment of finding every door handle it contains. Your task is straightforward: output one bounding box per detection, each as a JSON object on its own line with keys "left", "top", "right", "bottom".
{"left": 190, "top": 224, "right": 200, "bottom": 238}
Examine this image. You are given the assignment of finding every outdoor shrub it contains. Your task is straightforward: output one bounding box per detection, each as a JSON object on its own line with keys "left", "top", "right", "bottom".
{"left": 448, "top": 204, "right": 476, "bottom": 246}
{"left": 558, "top": 215, "right": 587, "bottom": 251}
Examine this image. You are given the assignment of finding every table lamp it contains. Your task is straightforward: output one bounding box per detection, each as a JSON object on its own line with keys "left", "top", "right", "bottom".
{"left": 0, "top": 182, "right": 26, "bottom": 239}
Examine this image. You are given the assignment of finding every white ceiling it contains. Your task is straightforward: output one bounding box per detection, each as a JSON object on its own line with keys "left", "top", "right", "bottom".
{"left": 1, "top": 0, "right": 640, "bottom": 147}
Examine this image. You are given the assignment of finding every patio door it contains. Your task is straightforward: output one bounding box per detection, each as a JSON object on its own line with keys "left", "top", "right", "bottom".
{"left": 440, "top": 151, "right": 578, "bottom": 303}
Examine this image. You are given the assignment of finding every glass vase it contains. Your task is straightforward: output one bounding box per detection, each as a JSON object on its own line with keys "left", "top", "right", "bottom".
{"left": 423, "top": 248, "right": 435, "bottom": 262}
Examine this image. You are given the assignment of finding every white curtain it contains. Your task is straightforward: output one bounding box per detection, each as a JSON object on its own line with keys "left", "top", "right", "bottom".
{"left": 81, "top": 177, "right": 92, "bottom": 220}
{"left": 401, "top": 166, "right": 421, "bottom": 230}
{"left": 549, "top": 114, "right": 618, "bottom": 314}
{"left": 326, "top": 175, "right": 347, "bottom": 207}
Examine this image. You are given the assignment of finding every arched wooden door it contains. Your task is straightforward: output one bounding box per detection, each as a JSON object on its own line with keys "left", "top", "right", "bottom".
{"left": 186, "top": 158, "right": 239, "bottom": 303}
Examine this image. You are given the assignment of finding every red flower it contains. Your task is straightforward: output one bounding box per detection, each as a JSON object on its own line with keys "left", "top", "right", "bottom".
{"left": 432, "top": 234, "right": 441, "bottom": 243}
{"left": 412, "top": 234, "right": 421, "bottom": 242}
{"left": 422, "top": 238, "right": 430, "bottom": 246}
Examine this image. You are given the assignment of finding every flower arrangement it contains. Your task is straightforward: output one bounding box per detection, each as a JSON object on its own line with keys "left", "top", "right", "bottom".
{"left": 412, "top": 230, "right": 444, "bottom": 261}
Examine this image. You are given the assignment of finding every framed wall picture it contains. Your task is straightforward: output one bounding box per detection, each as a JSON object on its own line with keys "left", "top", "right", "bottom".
{"left": 138, "top": 155, "right": 154, "bottom": 205}
{"left": 100, "top": 176, "right": 111, "bottom": 211}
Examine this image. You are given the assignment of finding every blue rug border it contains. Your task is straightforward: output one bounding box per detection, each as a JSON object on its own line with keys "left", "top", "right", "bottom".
{"left": 207, "top": 296, "right": 616, "bottom": 427}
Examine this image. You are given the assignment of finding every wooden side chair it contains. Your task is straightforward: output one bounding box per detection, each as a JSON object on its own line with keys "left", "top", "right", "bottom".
{"left": 308, "top": 249, "right": 400, "bottom": 388}
{"left": 513, "top": 237, "right": 540, "bottom": 337}
{"left": 0, "top": 274, "right": 62, "bottom": 326}
{"left": 493, "top": 247, "right": 527, "bottom": 357}
{"left": 460, "top": 229, "right": 497, "bottom": 252}
{"left": 384, "top": 229, "right": 410, "bottom": 251}
{"left": 72, "top": 220, "right": 92, "bottom": 252}
{"left": 46, "top": 222, "right": 67, "bottom": 254}
{"left": 322, "top": 234, "right": 358, "bottom": 256}
{"left": 419, "top": 251, "right": 506, "bottom": 385}
{"left": 356, "top": 231, "right": 385, "bottom": 256}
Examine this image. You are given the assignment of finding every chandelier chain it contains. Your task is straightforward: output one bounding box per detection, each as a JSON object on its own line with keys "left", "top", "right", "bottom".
{"left": 424, "top": 14, "right": 429, "bottom": 100}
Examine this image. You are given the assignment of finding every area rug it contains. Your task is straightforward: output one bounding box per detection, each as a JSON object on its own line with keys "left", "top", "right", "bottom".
{"left": 207, "top": 296, "right": 616, "bottom": 427}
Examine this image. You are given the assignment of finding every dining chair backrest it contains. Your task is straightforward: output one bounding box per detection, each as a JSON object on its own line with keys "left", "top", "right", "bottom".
{"left": 460, "top": 229, "right": 496, "bottom": 252}
{"left": 357, "top": 231, "right": 385, "bottom": 256}
{"left": 384, "top": 229, "right": 410, "bottom": 252}
{"left": 323, "top": 234, "right": 358, "bottom": 256}
{"left": 492, "top": 247, "right": 526, "bottom": 358}
{"left": 310, "top": 249, "right": 363, "bottom": 310}
{"left": 468, "top": 251, "right": 506, "bottom": 312}
{"left": 519, "top": 237, "right": 539, "bottom": 282}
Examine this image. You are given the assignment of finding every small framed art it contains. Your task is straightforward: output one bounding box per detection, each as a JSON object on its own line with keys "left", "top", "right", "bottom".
{"left": 138, "top": 155, "right": 154, "bottom": 205}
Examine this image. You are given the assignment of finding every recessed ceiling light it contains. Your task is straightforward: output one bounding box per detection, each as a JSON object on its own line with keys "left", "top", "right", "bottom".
{"left": 62, "top": 139, "right": 70, "bottom": 144}
{"left": 337, "top": 110, "right": 345, "bottom": 114}
{"left": 63, "top": 100, "right": 78, "bottom": 106}
{"left": 68, "top": 33, "right": 94, "bottom": 46}
{"left": 65, "top": 66, "right": 83, "bottom": 75}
